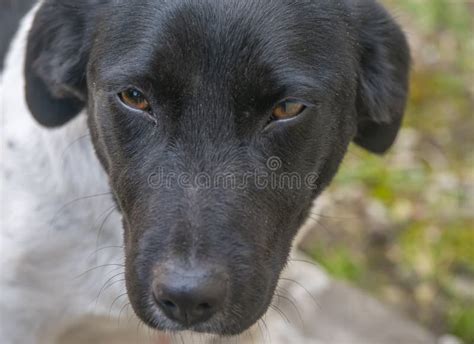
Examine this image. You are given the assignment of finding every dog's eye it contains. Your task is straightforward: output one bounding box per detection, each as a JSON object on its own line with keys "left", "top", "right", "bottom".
{"left": 272, "top": 100, "right": 306, "bottom": 120}
{"left": 119, "top": 88, "right": 151, "bottom": 112}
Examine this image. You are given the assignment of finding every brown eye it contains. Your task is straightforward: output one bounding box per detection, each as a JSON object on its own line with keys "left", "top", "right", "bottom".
{"left": 119, "top": 88, "right": 151, "bottom": 112}
{"left": 272, "top": 100, "right": 306, "bottom": 120}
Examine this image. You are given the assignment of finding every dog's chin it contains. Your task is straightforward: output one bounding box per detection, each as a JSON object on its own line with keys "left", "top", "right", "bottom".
{"left": 134, "top": 296, "right": 272, "bottom": 336}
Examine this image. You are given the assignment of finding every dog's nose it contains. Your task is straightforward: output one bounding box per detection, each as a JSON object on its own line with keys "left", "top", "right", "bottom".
{"left": 152, "top": 264, "right": 228, "bottom": 326}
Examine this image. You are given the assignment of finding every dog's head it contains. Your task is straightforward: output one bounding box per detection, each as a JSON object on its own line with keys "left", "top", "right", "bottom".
{"left": 25, "top": 0, "right": 409, "bottom": 335}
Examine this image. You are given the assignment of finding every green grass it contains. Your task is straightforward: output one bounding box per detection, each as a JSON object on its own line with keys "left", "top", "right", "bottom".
{"left": 448, "top": 305, "right": 474, "bottom": 343}
{"left": 310, "top": 246, "right": 366, "bottom": 282}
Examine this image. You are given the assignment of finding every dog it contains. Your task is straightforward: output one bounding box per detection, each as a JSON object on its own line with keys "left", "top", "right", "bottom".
{"left": 0, "top": 0, "right": 410, "bottom": 342}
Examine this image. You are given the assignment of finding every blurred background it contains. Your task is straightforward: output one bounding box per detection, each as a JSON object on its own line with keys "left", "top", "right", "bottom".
{"left": 300, "top": 0, "right": 474, "bottom": 342}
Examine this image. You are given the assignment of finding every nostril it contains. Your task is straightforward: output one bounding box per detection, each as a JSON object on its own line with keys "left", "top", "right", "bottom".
{"left": 197, "top": 302, "right": 212, "bottom": 311}
{"left": 161, "top": 299, "right": 177, "bottom": 309}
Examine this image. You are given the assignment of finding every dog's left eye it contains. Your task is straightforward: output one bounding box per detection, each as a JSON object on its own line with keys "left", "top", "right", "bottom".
{"left": 118, "top": 88, "right": 151, "bottom": 112}
{"left": 272, "top": 100, "right": 306, "bottom": 120}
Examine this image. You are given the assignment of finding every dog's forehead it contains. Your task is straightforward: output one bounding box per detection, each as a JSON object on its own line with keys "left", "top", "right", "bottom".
{"left": 92, "top": 0, "right": 350, "bottom": 93}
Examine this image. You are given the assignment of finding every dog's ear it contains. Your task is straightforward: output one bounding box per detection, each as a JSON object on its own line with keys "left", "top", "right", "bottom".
{"left": 352, "top": 0, "right": 411, "bottom": 154}
{"left": 24, "top": 1, "right": 97, "bottom": 127}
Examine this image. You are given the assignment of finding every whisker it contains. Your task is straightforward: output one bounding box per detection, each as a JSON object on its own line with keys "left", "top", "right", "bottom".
{"left": 246, "top": 325, "right": 255, "bottom": 344}
{"left": 75, "top": 263, "right": 125, "bottom": 279}
{"left": 60, "top": 133, "right": 90, "bottom": 163}
{"left": 269, "top": 304, "right": 290, "bottom": 324}
{"left": 256, "top": 320, "right": 267, "bottom": 343}
{"left": 288, "top": 258, "right": 320, "bottom": 268}
{"left": 95, "top": 205, "right": 118, "bottom": 248}
{"left": 50, "top": 192, "right": 112, "bottom": 225}
{"left": 306, "top": 214, "right": 332, "bottom": 233}
{"left": 118, "top": 302, "right": 130, "bottom": 326}
{"left": 261, "top": 315, "right": 271, "bottom": 343}
{"left": 309, "top": 211, "right": 356, "bottom": 221}
{"left": 279, "top": 277, "right": 321, "bottom": 309}
{"left": 95, "top": 272, "right": 125, "bottom": 306}
{"left": 136, "top": 318, "right": 142, "bottom": 340}
{"left": 87, "top": 245, "right": 124, "bottom": 261}
{"left": 275, "top": 290, "right": 304, "bottom": 327}
{"left": 109, "top": 292, "right": 129, "bottom": 315}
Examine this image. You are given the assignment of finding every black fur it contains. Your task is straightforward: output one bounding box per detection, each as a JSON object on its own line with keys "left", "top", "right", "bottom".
{"left": 24, "top": 1, "right": 95, "bottom": 126}
{"left": 24, "top": 0, "right": 410, "bottom": 335}
{"left": 352, "top": 1, "right": 410, "bottom": 153}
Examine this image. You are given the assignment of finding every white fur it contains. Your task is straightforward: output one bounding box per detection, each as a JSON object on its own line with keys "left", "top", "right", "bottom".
{"left": 0, "top": 7, "right": 126, "bottom": 344}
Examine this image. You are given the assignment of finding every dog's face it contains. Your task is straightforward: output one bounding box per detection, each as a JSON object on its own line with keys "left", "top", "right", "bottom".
{"left": 24, "top": 0, "right": 409, "bottom": 335}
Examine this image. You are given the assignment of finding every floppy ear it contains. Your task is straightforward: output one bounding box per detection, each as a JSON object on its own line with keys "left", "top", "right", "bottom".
{"left": 352, "top": 0, "right": 411, "bottom": 154}
{"left": 24, "top": 1, "right": 96, "bottom": 127}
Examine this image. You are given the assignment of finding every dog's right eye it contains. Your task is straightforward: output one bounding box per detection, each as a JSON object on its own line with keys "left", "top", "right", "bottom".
{"left": 118, "top": 88, "right": 151, "bottom": 112}
{"left": 272, "top": 100, "right": 306, "bottom": 120}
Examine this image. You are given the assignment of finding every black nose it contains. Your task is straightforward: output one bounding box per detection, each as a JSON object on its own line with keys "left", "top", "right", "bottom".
{"left": 152, "top": 263, "right": 228, "bottom": 326}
